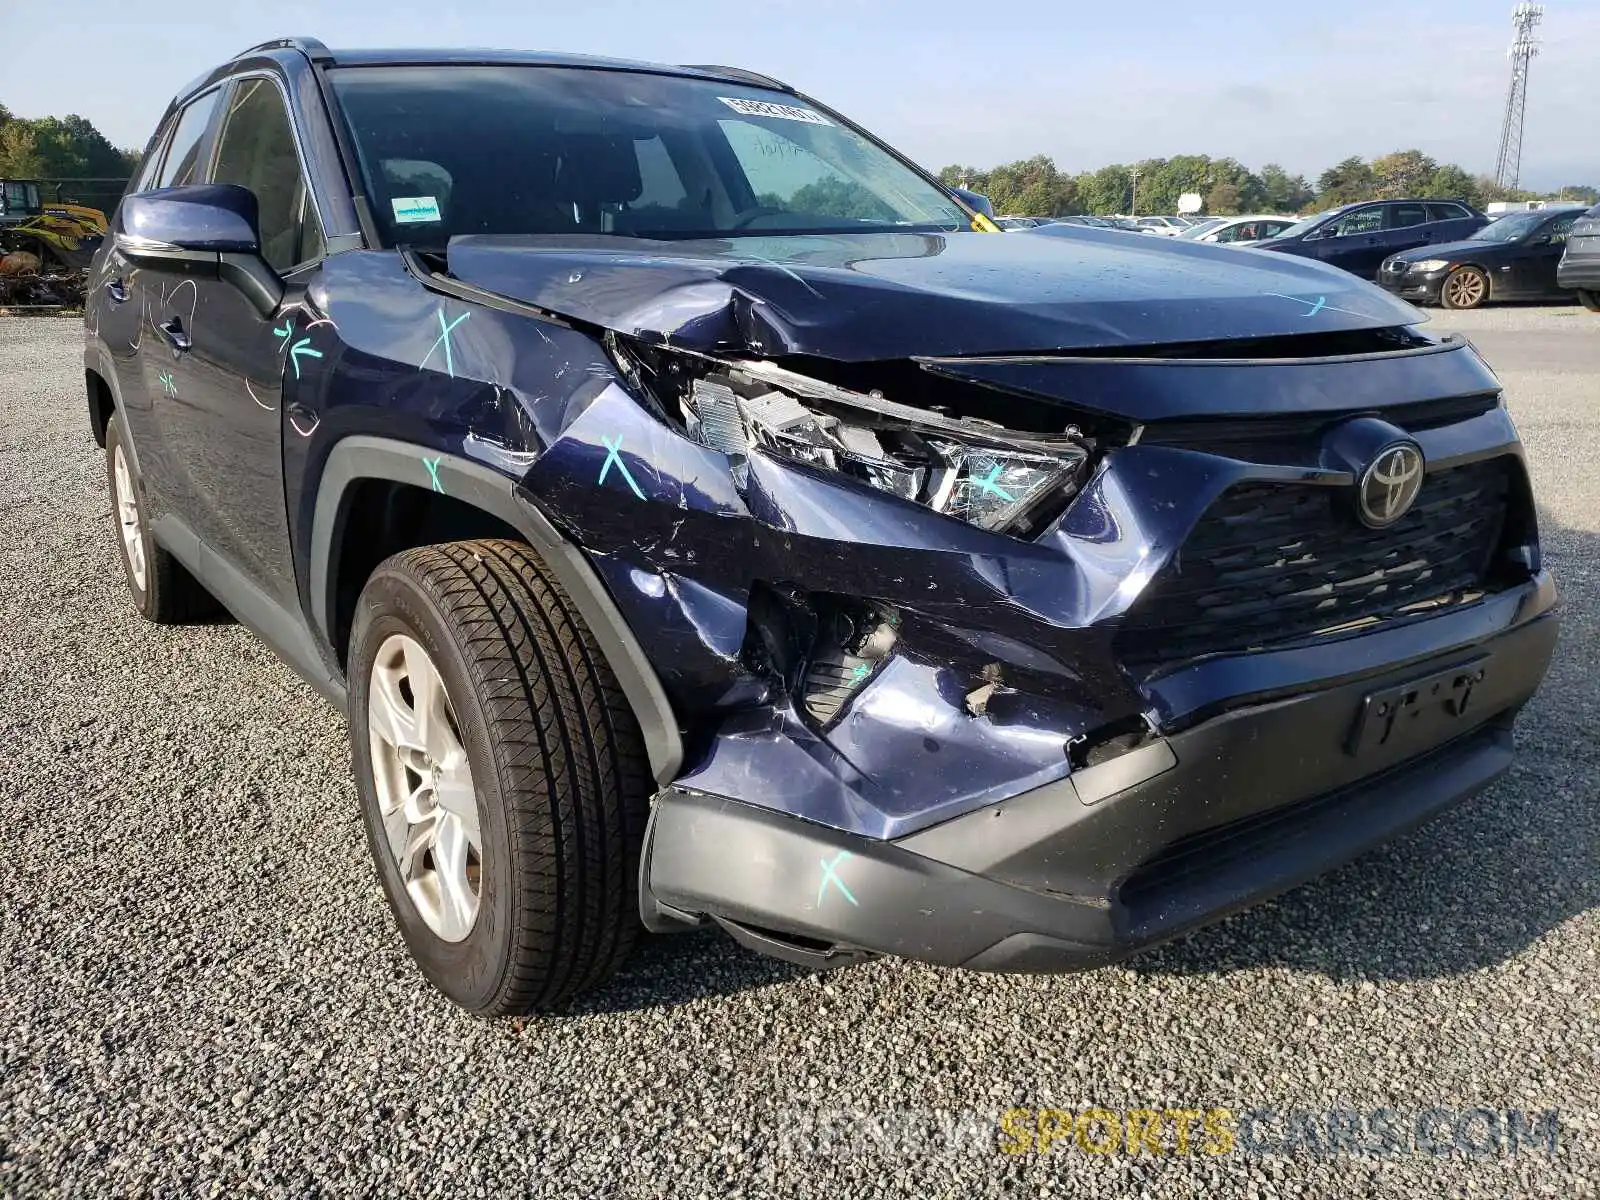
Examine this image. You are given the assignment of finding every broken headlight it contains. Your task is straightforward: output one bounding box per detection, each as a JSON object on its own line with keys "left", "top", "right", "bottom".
{"left": 685, "top": 373, "right": 1089, "bottom": 536}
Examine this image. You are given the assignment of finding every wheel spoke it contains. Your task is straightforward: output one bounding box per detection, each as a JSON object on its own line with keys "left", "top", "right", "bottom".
{"left": 402, "top": 640, "right": 455, "bottom": 764}
{"left": 396, "top": 814, "right": 437, "bottom": 883}
{"left": 369, "top": 660, "right": 425, "bottom": 753}
{"left": 432, "top": 768, "right": 479, "bottom": 834}
{"left": 432, "top": 816, "right": 479, "bottom": 934}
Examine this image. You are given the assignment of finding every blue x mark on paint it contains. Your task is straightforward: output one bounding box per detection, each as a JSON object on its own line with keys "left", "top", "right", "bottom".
{"left": 273, "top": 320, "right": 294, "bottom": 351}
{"left": 973, "top": 462, "right": 1015, "bottom": 502}
{"left": 422, "top": 456, "right": 443, "bottom": 493}
{"left": 157, "top": 371, "right": 176, "bottom": 397}
{"left": 598, "top": 435, "right": 646, "bottom": 500}
{"left": 419, "top": 308, "right": 471, "bottom": 378}
{"left": 288, "top": 337, "right": 323, "bottom": 380}
{"left": 1302, "top": 295, "right": 1328, "bottom": 318}
{"left": 818, "top": 850, "right": 859, "bottom": 908}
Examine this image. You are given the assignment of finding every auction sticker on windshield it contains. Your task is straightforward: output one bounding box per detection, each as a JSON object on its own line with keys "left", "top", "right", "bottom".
{"left": 391, "top": 196, "right": 443, "bottom": 224}
{"left": 718, "top": 96, "right": 834, "bottom": 125}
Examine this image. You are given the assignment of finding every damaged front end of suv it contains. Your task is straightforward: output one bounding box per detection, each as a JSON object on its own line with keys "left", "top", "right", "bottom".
{"left": 115, "top": 47, "right": 1555, "bottom": 1001}
{"left": 412, "top": 221, "right": 1558, "bottom": 973}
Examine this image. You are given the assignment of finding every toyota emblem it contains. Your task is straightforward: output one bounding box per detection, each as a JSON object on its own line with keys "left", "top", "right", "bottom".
{"left": 1357, "top": 442, "right": 1425, "bottom": 528}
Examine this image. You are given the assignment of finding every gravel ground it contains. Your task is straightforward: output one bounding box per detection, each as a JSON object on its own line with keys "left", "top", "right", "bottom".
{"left": 1, "top": 309, "right": 1596, "bottom": 1198}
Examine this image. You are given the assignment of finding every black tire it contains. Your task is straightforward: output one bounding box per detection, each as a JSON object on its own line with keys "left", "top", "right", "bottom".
{"left": 104, "top": 416, "right": 221, "bottom": 624}
{"left": 1578, "top": 289, "right": 1600, "bottom": 313}
{"left": 1440, "top": 265, "right": 1489, "bottom": 310}
{"left": 347, "top": 538, "right": 653, "bottom": 1014}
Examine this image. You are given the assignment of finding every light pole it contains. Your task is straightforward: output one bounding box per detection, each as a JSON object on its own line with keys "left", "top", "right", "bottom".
{"left": 1129, "top": 168, "right": 1141, "bottom": 216}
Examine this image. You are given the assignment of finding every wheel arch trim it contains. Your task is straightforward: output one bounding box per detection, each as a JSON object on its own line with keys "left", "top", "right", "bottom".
{"left": 309, "top": 436, "right": 684, "bottom": 786}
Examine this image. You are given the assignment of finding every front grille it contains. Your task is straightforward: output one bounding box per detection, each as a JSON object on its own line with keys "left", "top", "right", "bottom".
{"left": 1116, "top": 456, "right": 1513, "bottom": 667}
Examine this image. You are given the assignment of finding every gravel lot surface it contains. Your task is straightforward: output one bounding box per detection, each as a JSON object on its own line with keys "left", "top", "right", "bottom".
{"left": 1, "top": 308, "right": 1596, "bottom": 1197}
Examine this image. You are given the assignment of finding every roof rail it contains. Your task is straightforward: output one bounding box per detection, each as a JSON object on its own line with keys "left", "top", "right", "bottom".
{"left": 235, "top": 36, "right": 333, "bottom": 64}
{"left": 680, "top": 63, "right": 788, "bottom": 90}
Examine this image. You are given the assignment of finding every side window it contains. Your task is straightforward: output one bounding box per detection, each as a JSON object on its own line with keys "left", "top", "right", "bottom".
{"left": 1547, "top": 214, "right": 1579, "bottom": 243}
{"left": 157, "top": 91, "right": 221, "bottom": 188}
{"left": 1390, "top": 203, "right": 1428, "bottom": 229}
{"left": 130, "top": 124, "right": 172, "bottom": 194}
{"left": 1328, "top": 207, "right": 1384, "bottom": 237}
{"left": 210, "top": 78, "right": 321, "bottom": 273}
{"left": 632, "top": 136, "right": 690, "bottom": 212}
{"left": 1426, "top": 202, "right": 1469, "bottom": 222}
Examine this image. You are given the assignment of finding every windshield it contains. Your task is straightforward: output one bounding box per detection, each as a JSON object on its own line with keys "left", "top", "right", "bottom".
{"left": 329, "top": 66, "right": 969, "bottom": 245}
{"left": 1277, "top": 211, "right": 1331, "bottom": 239}
{"left": 1471, "top": 211, "right": 1550, "bottom": 241}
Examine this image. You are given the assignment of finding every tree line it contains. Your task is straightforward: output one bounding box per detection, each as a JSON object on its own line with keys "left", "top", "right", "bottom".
{"left": 936, "top": 151, "right": 1599, "bottom": 218}
{"left": 0, "top": 106, "right": 137, "bottom": 181}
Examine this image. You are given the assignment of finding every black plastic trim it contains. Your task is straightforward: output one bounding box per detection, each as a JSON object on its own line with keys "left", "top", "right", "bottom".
{"left": 308, "top": 436, "right": 684, "bottom": 784}
{"left": 149, "top": 514, "right": 345, "bottom": 707}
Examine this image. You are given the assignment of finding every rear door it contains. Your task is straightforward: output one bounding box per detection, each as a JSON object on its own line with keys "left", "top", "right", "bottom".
{"left": 155, "top": 73, "right": 326, "bottom": 608}
{"left": 1426, "top": 200, "right": 1485, "bottom": 242}
{"left": 1383, "top": 202, "right": 1434, "bottom": 261}
{"left": 125, "top": 87, "right": 225, "bottom": 525}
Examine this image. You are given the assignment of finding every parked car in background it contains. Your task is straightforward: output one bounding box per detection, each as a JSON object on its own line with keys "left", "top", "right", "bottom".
{"left": 1176, "top": 217, "right": 1230, "bottom": 240}
{"left": 1378, "top": 205, "right": 1588, "bottom": 309}
{"left": 1256, "top": 200, "right": 1488, "bottom": 279}
{"left": 1134, "top": 215, "right": 1188, "bottom": 235}
{"left": 1557, "top": 201, "right": 1600, "bottom": 312}
{"left": 1181, "top": 214, "right": 1300, "bottom": 246}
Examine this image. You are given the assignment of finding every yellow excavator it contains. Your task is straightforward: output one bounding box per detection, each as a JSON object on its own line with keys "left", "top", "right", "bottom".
{"left": 0, "top": 179, "right": 109, "bottom": 271}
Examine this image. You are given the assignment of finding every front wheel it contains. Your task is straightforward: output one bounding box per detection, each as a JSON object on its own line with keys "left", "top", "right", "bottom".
{"left": 347, "top": 539, "right": 653, "bottom": 1014}
{"left": 1441, "top": 265, "right": 1489, "bottom": 310}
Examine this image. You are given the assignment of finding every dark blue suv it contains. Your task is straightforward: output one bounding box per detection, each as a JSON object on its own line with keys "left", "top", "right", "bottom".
{"left": 86, "top": 38, "right": 1558, "bottom": 1014}
{"left": 1257, "top": 200, "right": 1488, "bottom": 280}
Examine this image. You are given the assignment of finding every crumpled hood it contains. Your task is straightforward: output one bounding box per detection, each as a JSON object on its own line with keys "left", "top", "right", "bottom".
{"left": 444, "top": 227, "right": 1424, "bottom": 361}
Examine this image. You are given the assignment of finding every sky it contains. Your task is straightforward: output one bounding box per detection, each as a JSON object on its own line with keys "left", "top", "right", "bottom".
{"left": 3, "top": 0, "right": 1595, "bottom": 190}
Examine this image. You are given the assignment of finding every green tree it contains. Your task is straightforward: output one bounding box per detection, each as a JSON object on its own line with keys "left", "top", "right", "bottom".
{"left": 1555, "top": 185, "right": 1598, "bottom": 205}
{"left": 0, "top": 110, "right": 131, "bottom": 178}
{"left": 1206, "top": 181, "right": 1242, "bottom": 215}
{"left": 1421, "top": 164, "right": 1480, "bottom": 207}
{"left": 1371, "top": 149, "right": 1439, "bottom": 198}
{"left": 1259, "top": 163, "right": 1315, "bottom": 213}
{"left": 1316, "top": 156, "right": 1376, "bottom": 207}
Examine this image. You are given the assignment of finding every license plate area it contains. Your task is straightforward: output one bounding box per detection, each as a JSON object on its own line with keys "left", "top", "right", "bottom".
{"left": 1348, "top": 657, "right": 1489, "bottom": 757}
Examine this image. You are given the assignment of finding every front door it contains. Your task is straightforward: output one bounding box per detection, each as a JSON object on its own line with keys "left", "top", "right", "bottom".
{"left": 1311, "top": 205, "right": 1387, "bottom": 276}
{"left": 149, "top": 75, "right": 326, "bottom": 609}
{"left": 1508, "top": 211, "right": 1580, "bottom": 298}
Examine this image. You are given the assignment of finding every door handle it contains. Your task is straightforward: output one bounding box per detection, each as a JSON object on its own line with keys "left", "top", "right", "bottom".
{"left": 157, "top": 317, "right": 192, "bottom": 353}
{"left": 106, "top": 277, "right": 129, "bottom": 304}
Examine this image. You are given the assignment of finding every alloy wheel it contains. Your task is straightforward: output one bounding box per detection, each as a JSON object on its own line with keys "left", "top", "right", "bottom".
{"left": 112, "top": 443, "right": 146, "bottom": 591}
{"left": 367, "top": 634, "right": 483, "bottom": 942}
{"left": 1444, "top": 269, "right": 1487, "bottom": 308}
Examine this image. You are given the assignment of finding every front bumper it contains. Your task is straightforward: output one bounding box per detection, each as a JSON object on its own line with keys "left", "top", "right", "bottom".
{"left": 641, "top": 594, "right": 1558, "bottom": 972}
{"left": 1378, "top": 268, "right": 1446, "bottom": 303}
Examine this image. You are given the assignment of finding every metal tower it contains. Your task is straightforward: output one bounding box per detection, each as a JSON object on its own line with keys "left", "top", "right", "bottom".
{"left": 1493, "top": 3, "right": 1543, "bottom": 191}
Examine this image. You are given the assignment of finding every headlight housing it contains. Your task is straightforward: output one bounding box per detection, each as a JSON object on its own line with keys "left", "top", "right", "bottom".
{"left": 1408, "top": 259, "right": 1451, "bottom": 273}
{"left": 682, "top": 368, "right": 1090, "bottom": 537}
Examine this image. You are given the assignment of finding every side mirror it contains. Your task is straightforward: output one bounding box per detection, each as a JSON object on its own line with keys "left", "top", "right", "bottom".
{"left": 120, "top": 184, "right": 261, "bottom": 256}
{"left": 118, "top": 184, "right": 283, "bottom": 316}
